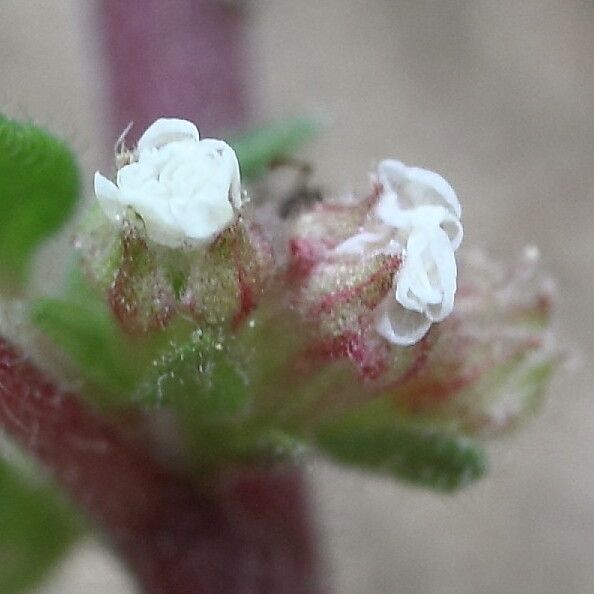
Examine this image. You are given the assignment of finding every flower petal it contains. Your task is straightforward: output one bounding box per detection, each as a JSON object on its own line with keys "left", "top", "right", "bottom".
{"left": 378, "top": 159, "right": 461, "bottom": 218}
{"left": 176, "top": 188, "right": 235, "bottom": 243}
{"left": 403, "top": 205, "right": 463, "bottom": 251}
{"left": 396, "top": 231, "right": 441, "bottom": 312}
{"left": 425, "top": 229, "right": 457, "bottom": 322}
{"left": 375, "top": 190, "right": 409, "bottom": 228}
{"left": 374, "top": 294, "right": 432, "bottom": 346}
{"left": 377, "top": 159, "right": 407, "bottom": 192}
{"left": 94, "top": 171, "right": 123, "bottom": 222}
{"left": 440, "top": 214, "right": 463, "bottom": 251}
{"left": 198, "top": 139, "right": 242, "bottom": 209}
{"left": 334, "top": 231, "right": 388, "bottom": 256}
{"left": 137, "top": 118, "right": 200, "bottom": 152}
{"left": 118, "top": 185, "right": 187, "bottom": 248}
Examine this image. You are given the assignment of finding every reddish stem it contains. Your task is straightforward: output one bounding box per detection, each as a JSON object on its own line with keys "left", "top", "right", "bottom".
{"left": 0, "top": 339, "right": 327, "bottom": 594}
{"left": 97, "top": 0, "right": 250, "bottom": 140}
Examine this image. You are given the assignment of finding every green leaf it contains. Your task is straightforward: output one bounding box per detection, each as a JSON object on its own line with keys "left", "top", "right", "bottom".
{"left": 0, "top": 115, "right": 80, "bottom": 288}
{"left": 30, "top": 265, "right": 178, "bottom": 403}
{"left": 316, "top": 419, "right": 487, "bottom": 492}
{"left": 30, "top": 297, "right": 139, "bottom": 398}
{"left": 0, "top": 457, "right": 81, "bottom": 593}
{"left": 228, "top": 116, "right": 321, "bottom": 179}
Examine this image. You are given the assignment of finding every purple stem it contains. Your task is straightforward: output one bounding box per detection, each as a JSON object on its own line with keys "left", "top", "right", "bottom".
{"left": 97, "top": 0, "right": 250, "bottom": 140}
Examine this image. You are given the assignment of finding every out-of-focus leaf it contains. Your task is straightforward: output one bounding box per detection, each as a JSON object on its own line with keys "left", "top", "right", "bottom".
{"left": 316, "top": 417, "right": 487, "bottom": 492}
{"left": 0, "top": 115, "right": 80, "bottom": 288}
{"left": 29, "top": 268, "right": 154, "bottom": 400}
{"left": 228, "top": 116, "right": 321, "bottom": 179}
{"left": 0, "top": 457, "right": 81, "bottom": 594}
{"left": 30, "top": 297, "right": 138, "bottom": 397}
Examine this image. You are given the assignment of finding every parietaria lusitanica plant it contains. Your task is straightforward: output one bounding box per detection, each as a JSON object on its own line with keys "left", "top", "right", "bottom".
{"left": 0, "top": 114, "right": 559, "bottom": 594}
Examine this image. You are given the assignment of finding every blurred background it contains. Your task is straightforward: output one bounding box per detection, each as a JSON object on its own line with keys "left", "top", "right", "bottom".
{"left": 1, "top": 1, "right": 593, "bottom": 592}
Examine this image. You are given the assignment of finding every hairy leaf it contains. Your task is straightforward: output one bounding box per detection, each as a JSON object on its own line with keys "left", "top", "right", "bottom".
{"left": 0, "top": 115, "right": 80, "bottom": 287}
{"left": 316, "top": 419, "right": 487, "bottom": 492}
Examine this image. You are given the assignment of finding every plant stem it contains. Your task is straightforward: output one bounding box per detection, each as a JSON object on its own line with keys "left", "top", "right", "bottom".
{"left": 97, "top": 0, "right": 250, "bottom": 140}
{"left": 0, "top": 339, "right": 327, "bottom": 594}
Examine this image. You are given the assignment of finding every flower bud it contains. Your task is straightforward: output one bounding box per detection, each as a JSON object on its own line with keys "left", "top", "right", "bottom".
{"left": 288, "top": 160, "right": 463, "bottom": 374}
{"left": 78, "top": 118, "right": 274, "bottom": 334}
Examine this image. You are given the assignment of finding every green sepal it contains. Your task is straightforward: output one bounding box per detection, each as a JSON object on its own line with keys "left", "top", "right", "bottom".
{"left": 0, "top": 457, "right": 82, "bottom": 594}
{"left": 229, "top": 116, "right": 321, "bottom": 179}
{"left": 0, "top": 115, "right": 80, "bottom": 289}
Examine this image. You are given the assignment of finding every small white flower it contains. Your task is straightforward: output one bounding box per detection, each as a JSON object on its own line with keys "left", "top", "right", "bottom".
{"left": 337, "top": 159, "right": 463, "bottom": 346}
{"left": 94, "top": 118, "right": 242, "bottom": 248}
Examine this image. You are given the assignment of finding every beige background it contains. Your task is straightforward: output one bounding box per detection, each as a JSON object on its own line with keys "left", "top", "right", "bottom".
{"left": 1, "top": 1, "right": 593, "bottom": 592}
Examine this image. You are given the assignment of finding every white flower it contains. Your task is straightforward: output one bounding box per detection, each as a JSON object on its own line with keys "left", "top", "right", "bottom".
{"left": 337, "top": 159, "right": 463, "bottom": 346}
{"left": 94, "top": 118, "right": 242, "bottom": 248}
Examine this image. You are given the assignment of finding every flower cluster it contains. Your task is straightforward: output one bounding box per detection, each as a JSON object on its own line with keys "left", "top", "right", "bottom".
{"left": 90, "top": 118, "right": 467, "bottom": 354}
{"left": 75, "top": 116, "right": 557, "bottom": 470}
{"left": 284, "top": 160, "right": 465, "bottom": 390}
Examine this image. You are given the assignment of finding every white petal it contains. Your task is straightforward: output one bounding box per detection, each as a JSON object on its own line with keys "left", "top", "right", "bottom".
{"left": 377, "top": 159, "right": 407, "bottom": 191}
{"left": 137, "top": 118, "right": 200, "bottom": 152}
{"left": 404, "top": 166, "right": 461, "bottom": 218}
{"left": 94, "top": 171, "right": 123, "bottom": 222}
{"left": 197, "top": 139, "right": 242, "bottom": 209}
{"left": 377, "top": 159, "right": 461, "bottom": 218}
{"left": 334, "top": 231, "right": 387, "bottom": 255}
{"left": 406, "top": 206, "right": 463, "bottom": 251}
{"left": 374, "top": 295, "right": 432, "bottom": 346}
{"left": 440, "top": 214, "right": 463, "bottom": 251}
{"left": 175, "top": 188, "right": 235, "bottom": 242}
{"left": 375, "top": 190, "right": 410, "bottom": 228}
{"left": 116, "top": 160, "right": 155, "bottom": 190}
{"left": 394, "top": 227, "right": 458, "bottom": 321}
{"left": 118, "top": 186, "right": 186, "bottom": 248}
{"left": 425, "top": 229, "right": 457, "bottom": 322}
{"left": 396, "top": 231, "right": 441, "bottom": 311}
